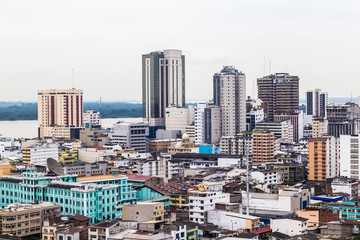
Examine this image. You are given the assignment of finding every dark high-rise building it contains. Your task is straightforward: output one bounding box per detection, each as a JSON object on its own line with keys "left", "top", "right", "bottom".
{"left": 257, "top": 73, "right": 299, "bottom": 121}
{"left": 213, "top": 73, "right": 221, "bottom": 106}
{"left": 306, "top": 88, "right": 328, "bottom": 118}
{"left": 142, "top": 50, "right": 185, "bottom": 127}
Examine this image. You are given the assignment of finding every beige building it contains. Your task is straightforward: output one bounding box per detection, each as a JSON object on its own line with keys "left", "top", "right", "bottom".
{"left": 0, "top": 160, "right": 15, "bottom": 177}
{"left": 38, "top": 89, "right": 83, "bottom": 138}
{"left": 122, "top": 202, "right": 164, "bottom": 222}
{"left": 312, "top": 118, "right": 328, "bottom": 138}
{"left": 0, "top": 202, "right": 60, "bottom": 238}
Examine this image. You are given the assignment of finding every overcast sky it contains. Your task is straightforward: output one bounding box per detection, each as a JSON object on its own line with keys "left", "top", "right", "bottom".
{"left": 0, "top": 0, "right": 359, "bottom": 102}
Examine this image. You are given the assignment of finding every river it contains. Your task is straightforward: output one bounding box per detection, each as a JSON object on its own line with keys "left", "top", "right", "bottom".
{"left": 0, "top": 118, "right": 142, "bottom": 139}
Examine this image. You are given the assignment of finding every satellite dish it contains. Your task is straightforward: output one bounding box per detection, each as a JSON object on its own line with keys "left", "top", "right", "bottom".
{"left": 47, "top": 158, "right": 64, "bottom": 176}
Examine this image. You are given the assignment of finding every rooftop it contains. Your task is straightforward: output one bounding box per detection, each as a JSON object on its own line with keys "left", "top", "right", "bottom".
{"left": 91, "top": 220, "right": 119, "bottom": 228}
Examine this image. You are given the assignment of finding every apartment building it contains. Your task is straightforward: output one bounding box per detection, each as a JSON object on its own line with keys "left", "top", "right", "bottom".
{"left": 0, "top": 202, "right": 60, "bottom": 238}
{"left": 188, "top": 188, "right": 230, "bottom": 224}
{"left": 308, "top": 137, "right": 339, "bottom": 181}
{"left": 312, "top": 118, "right": 328, "bottom": 138}
{"left": 38, "top": 89, "right": 83, "bottom": 138}
{"left": 256, "top": 120, "right": 294, "bottom": 142}
{"left": 340, "top": 135, "right": 360, "bottom": 179}
{"left": 214, "top": 66, "right": 246, "bottom": 136}
{"left": 252, "top": 130, "right": 275, "bottom": 164}
{"left": 220, "top": 133, "right": 252, "bottom": 156}
{"left": 207, "top": 210, "right": 260, "bottom": 232}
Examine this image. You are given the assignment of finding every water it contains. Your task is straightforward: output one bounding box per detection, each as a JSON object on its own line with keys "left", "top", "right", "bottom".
{"left": 0, "top": 118, "right": 142, "bottom": 139}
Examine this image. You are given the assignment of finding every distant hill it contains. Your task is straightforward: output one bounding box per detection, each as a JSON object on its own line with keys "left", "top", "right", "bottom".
{"left": 0, "top": 102, "right": 142, "bottom": 121}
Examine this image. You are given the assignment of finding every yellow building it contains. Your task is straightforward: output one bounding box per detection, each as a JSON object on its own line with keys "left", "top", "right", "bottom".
{"left": 170, "top": 192, "right": 187, "bottom": 209}
{"left": 59, "top": 149, "right": 79, "bottom": 165}
{"left": 0, "top": 160, "right": 15, "bottom": 177}
{"left": 42, "top": 225, "right": 58, "bottom": 240}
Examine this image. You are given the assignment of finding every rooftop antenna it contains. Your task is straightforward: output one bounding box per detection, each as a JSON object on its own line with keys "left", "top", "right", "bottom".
{"left": 72, "top": 69, "right": 75, "bottom": 89}
{"left": 263, "top": 56, "right": 266, "bottom": 75}
{"left": 269, "top": 60, "right": 271, "bottom": 74}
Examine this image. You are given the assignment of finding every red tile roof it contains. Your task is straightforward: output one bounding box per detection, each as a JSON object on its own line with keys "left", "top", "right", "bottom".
{"left": 250, "top": 227, "right": 271, "bottom": 234}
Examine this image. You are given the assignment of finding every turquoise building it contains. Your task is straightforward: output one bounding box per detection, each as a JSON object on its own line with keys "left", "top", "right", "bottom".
{"left": 325, "top": 200, "right": 360, "bottom": 221}
{"left": 0, "top": 166, "right": 136, "bottom": 224}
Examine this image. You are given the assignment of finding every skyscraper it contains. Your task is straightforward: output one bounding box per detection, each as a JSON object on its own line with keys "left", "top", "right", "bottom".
{"left": 214, "top": 66, "right": 246, "bottom": 136}
{"left": 142, "top": 50, "right": 185, "bottom": 127}
{"left": 306, "top": 88, "right": 328, "bottom": 118}
{"left": 257, "top": 73, "right": 299, "bottom": 121}
{"left": 38, "top": 89, "right": 83, "bottom": 138}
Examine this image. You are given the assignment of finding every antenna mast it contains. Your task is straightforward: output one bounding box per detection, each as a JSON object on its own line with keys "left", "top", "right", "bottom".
{"left": 72, "top": 69, "right": 75, "bottom": 89}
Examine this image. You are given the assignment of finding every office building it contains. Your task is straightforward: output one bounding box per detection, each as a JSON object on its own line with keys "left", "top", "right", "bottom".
{"left": 340, "top": 135, "right": 360, "bottom": 179}
{"left": 83, "top": 110, "right": 100, "bottom": 125}
{"left": 256, "top": 120, "right": 294, "bottom": 142}
{"left": 274, "top": 110, "right": 304, "bottom": 142}
{"left": 38, "top": 89, "right": 83, "bottom": 138}
{"left": 327, "top": 103, "right": 360, "bottom": 137}
{"left": 165, "top": 105, "right": 195, "bottom": 134}
{"left": 306, "top": 88, "right": 328, "bottom": 118}
{"left": 195, "top": 103, "right": 207, "bottom": 145}
{"left": 204, "top": 105, "right": 222, "bottom": 144}
{"left": 80, "top": 124, "right": 109, "bottom": 148}
{"left": 142, "top": 50, "right": 185, "bottom": 127}
{"left": 257, "top": 73, "right": 299, "bottom": 121}
{"left": 308, "top": 137, "right": 339, "bottom": 181}
{"left": 215, "top": 66, "right": 246, "bottom": 136}
{"left": 108, "top": 122, "right": 149, "bottom": 153}
{"left": 22, "top": 142, "right": 59, "bottom": 166}
{"left": 252, "top": 130, "right": 274, "bottom": 164}
{"left": 0, "top": 202, "right": 60, "bottom": 238}
{"left": 246, "top": 108, "right": 264, "bottom": 132}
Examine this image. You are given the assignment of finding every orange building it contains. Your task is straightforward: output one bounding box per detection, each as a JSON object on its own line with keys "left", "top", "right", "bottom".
{"left": 308, "top": 137, "right": 339, "bottom": 181}
{"left": 252, "top": 130, "right": 274, "bottom": 164}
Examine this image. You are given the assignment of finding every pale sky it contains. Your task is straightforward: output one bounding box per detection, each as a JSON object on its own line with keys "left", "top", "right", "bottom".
{"left": 0, "top": 0, "right": 359, "bottom": 102}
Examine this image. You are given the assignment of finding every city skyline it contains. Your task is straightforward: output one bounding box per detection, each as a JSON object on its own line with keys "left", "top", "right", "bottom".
{"left": 0, "top": 0, "right": 359, "bottom": 102}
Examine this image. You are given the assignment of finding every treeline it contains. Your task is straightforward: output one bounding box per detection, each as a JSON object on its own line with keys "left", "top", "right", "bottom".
{"left": 0, "top": 102, "right": 142, "bottom": 121}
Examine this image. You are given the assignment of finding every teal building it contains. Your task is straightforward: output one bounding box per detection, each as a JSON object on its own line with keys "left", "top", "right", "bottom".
{"left": 0, "top": 166, "right": 136, "bottom": 224}
{"left": 325, "top": 200, "right": 360, "bottom": 221}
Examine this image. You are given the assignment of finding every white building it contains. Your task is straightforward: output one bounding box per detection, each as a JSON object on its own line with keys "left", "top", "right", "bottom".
{"left": 217, "top": 157, "right": 242, "bottom": 168}
{"left": 22, "top": 142, "right": 59, "bottom": 166}
{"left": 195, "top": 103, "right": 207, "bottom": 145}
{"left": 165, "top": 105, "right": 195, "bottom": 134}
{"left": 331, "top": 177, "right": 359, "bottom": 198}
{"left": 189, "top": 190, "right": 230, "bottom": 224}
{"left": 0, "top": 137, "right": 21, "bottom": 159}
{"left": 108, "top": 122, "right": 149, "bottom": 153}
{"left": 83, "top": 110, "right": 100, "bottom": 125}
{"left": 242, "top": 188, "right": 310, "bottom": 214}
{"left": 216, "top": 66, "right": 246, "bottom": 136}
{"left": 340, "top": 135, "right": 360, "bottom": 179}
{"left": 204, "top": 106, "right": 222, "bottom": 144}
{"left": 306, "top": 88, "right": 328, "bottom": 118}
{"left": 250, "top": 170, "right": 283, "bottom": 185}
{"left": 256, "top": 120, "right": 294, "bottom": 143}
{"left": 271, "top": 217, "right": 307, "bottom": 237}
{"left": 136, "top": 154, "right": 172, "bottom": 182}
{"left": 220, "top": 134, "right": 252, "bottom": 156}
{"left": 207, "top": 210, "right": 260, "bottom": 232}
{"left": 246, "top": 108, "right": 264, "bottom": 131}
